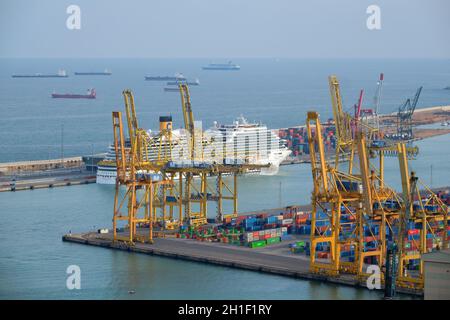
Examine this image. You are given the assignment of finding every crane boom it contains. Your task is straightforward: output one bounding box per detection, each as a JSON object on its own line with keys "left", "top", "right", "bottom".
{"left": 329, "top": 75, "right": 351, "bottom": 145}
{"left": 410, "top": 86, "right": 422, "bottom": 114}
{"left": 373, "top": 73, "right": 384, "bottom": 115}
{"left": 179, "top": 84, "right": 196, "bottom": 159}
{"left": 328, "top": 75, "right": 354, "bottom": 171}
{"left": 122, "top": 90, "right": 139, "bottom": 143}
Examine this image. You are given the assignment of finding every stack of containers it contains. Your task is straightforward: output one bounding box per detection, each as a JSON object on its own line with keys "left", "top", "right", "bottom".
{"left": 289, "top": 241, "right": 307, "bottom": 253}
{"left": 278, "top": 126, "right": 336, "bottom": 156}
{"left": 340, "top": 244, "right": 356, "bottom": 262}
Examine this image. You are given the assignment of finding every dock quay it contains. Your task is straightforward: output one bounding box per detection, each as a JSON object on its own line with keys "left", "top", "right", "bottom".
{"left": 0, "top": 158, "right": 97, "bottom": 192}
{"left": 62, "top": 228, "right": 422, "bottom": 297}
{"left": 0, "top": 154, "right": 107, "bottom": 192}
{"left": 0, "top": 156, "right": 83, "bottom": 175}
{"left": 0, "top": 171, "right": 96, "bottom": 192}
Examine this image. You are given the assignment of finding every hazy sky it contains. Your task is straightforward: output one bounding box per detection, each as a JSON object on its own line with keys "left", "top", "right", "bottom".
{"left": 1, "top": 0, "right": 449, "bottom": 58}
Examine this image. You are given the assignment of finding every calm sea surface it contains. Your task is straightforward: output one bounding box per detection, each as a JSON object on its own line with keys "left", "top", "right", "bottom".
{"left": 0, "top": 59, "right": 449, "bottom": 299}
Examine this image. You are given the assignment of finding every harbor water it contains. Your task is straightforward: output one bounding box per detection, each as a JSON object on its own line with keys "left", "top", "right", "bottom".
{"left": 1, "top": 58, "right": 449, "bottom": 299}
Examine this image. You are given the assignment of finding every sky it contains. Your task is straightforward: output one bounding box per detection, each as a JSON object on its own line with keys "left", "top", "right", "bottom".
{"left": 0, "top": 0, "right": 449, "bottom": 58}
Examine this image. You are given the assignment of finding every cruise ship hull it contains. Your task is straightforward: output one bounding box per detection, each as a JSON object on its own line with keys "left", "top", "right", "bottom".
{"left": 96, "top": 117, "right": 290, "bottom": 184}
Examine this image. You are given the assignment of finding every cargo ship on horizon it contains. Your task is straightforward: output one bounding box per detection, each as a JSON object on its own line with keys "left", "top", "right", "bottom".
{"left": 202, "top": 61, "right": 240, "bottom": 70}
{"left": 164, "top": 78, "right": 200, "bottom": 91}
{"left": 51, "top": 88, "right": 96, "bottom": 99}
{"left": 74, "top": 69, "right": 111, "bottom": 76}
{"left": 12, "top": 69, "right": 68, "bottom": 78}
{"left": 145, "top": 73, "right": 186, "bottom": 81}
{"left": 166, "top": 78, "right": 200, "bottom": 86}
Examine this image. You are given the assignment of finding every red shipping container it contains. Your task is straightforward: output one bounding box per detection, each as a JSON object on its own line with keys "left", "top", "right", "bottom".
{"left": 364, "top": 236, "right": 379, "bottom": 242}
{"left": 408, "top": 229, "right": 420, "bottom": 235}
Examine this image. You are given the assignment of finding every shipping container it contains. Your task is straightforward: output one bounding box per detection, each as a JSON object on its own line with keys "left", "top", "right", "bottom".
{"left": 250, "top": 240, "right": 266, "bottom": 248}
{"left": 266, "top": 237, "right": 281, "bottom": 245}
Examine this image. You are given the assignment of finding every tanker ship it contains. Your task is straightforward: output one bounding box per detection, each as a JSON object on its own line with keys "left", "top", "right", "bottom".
{"left": 51, "top": 88, "right": 96, "bottom": 99}
{"left": 12, "top": 69, "right": 68, "bottom": 78}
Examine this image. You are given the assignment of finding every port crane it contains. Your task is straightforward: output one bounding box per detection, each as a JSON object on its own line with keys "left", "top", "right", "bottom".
{"left": 306, "top": 111, "right": 400, "bottom": 277}
{"left": 359, "top": 73, "right": 384, "bottom": 140}
{"left": 111, "top": 87, "right": 270, "bottom": 243}
{"left": 306, "top": 109, "right": 448, "bottom": 291}
{"left": 329, "top": 75, "right": 418, "bottom": 162}
{"left": 112, "top": 90, "right": 173, "bottom": 244}
{"left": 396, "top": 86, "right": 423, "bottom": 140}
{"left": 395, "top": 143, "right": 448, "bottom": 290}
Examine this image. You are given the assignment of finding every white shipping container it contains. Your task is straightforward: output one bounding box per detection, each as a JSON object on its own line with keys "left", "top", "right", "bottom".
{"left": 282, "top": 219, "right": 293, "bottom": 225}
{"left": 281, "top": 227, "right": 288, "bottom": 233}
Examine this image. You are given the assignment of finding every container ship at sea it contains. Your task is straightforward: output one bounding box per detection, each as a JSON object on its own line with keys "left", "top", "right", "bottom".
{"left": 145, "top": 73, "right": 186, "bottom": 81}
{"left": 74, "top": 69, "right": 111, "bottom": 75}
{"left": 51, "top": 88, "right": 96, "bottom": 99}
{"left": 202, "top": 61, "right": 240, "bottom": 70}
{"left": 12, "top": 69, "right": 68, "bottom": 78}
{"left": 96, "top": 116, "right": 290, "bottom": 184}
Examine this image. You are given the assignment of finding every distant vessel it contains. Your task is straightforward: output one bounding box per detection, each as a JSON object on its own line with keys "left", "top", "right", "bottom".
{"left": 164, "top": 87, "right": 181, "bottom": 92}
{"left": 167, "top": 78, "right": 200, "bottom": 86}
{"left": 74, "top": 69, "right": 111, "bottom": 75}
{"left": 12, "top": 69, "right": 68, "bottom": 78}
{"left": 51, "top": 88, "right": 96, "bottom": 99}
{"left": 145, "top": 73, "right": 186, "bottom": 81}
{"left": 444, "top": 86, "right": 450, "bottom": 90}
{"left": 202, "top": 61, "right": 240, "bottom": 70}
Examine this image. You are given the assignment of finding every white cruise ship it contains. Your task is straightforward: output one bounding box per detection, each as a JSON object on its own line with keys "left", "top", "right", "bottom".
{"left": 96, "top": 116, "right": 291, "bottom": 184}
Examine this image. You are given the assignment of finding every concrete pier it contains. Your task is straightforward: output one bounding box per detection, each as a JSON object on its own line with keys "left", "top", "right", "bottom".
{"left": 0, "top": 171, "right": 96, "bottom": 192}
{"left": 62, "top": 230, "right": 423, "bottom": 297}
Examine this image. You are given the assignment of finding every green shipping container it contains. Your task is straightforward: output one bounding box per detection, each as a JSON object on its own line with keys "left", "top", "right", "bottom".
{"left": 266, "top": 237, "right": 281, "bottom": 245}
{"left": 296, "top": 241, "right": 306, "bottom": 247}
{"left": 250, "top": 240, "right": 267, "bottom": 248}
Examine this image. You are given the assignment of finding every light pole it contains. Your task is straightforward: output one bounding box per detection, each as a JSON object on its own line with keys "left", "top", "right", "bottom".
{"left": 430, "top": 164, "right": 433, "bottom": 189}
{"left": 91, "top": 143, "right": 94, "bottom": 174}
{"left": 61, "top": 124, "right": 64, "bottom": 168}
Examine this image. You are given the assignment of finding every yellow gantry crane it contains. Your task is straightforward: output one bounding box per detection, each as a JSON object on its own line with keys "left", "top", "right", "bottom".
{"left": 329, "top": 75, "right": 418, "bottom": 167}
{"left": 307, "top": 109, "right": 448, "bottom": 292}
{"left": 111, "top": 87, "right": 270, "bottom": 243}
{"left": 396, "top": 144, "right": 448, "bottom": 290}
{"left": 112, "top": 103, "right": 172, "bottom": 244}
{"left": 307, "top": 110, "right": 399, "bottom": 279}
